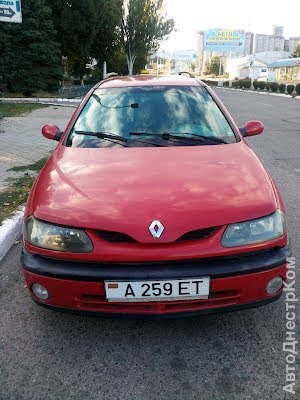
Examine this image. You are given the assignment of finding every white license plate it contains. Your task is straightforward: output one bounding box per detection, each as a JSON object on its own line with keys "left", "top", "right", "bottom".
{"left": 105, "top": 278, "right": 210, "bottom": 302}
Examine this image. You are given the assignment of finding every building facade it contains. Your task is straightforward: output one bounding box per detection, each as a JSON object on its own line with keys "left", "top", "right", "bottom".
{"left": 287, "top": 37, "right": 300, "bottom": 55}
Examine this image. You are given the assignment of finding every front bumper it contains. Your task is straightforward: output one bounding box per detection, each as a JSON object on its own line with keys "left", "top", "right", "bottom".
{"left": 21, "top": 247, "right": 288, "bottom": 317}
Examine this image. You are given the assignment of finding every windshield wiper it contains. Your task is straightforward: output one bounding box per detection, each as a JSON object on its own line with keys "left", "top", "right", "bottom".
{"left": 74, "top": 130, "right": 164, "bottom": 147}
{"left": 75, "top": 131, "right": 128, "bottom": 142}
{"left": 129, "top": 132, "right": 228, "bottom": 144}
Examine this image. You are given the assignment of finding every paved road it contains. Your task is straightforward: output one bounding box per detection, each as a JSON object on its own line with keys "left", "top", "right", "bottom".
{"left": 0, "top": 90, "right": 299, "bottom": 400}
{"left": 0, "top": 106, "right": 75, "bottom": 190}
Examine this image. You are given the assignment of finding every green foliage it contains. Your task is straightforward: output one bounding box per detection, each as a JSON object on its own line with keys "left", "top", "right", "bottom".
{"left": 223, "top": 81, "right": 229, "bottom": 87}
{"left": 0, "top": 103, "right": 47, "bottom": 118}
{"left": 253, "top": 81, "right": 259, "bottom": 89}
{"left": 237, "top": 79, "right": 251, "bottom": 89}
{"left": 266, "top": 82, "right": 271, "bottom": 91}
{"left": 46, "top": 0, "right": 123, "bottom": 80}
{"left": 293, "top": 43, "right": 300, "bottom": 58}
{"left": 279, "top": 83, "right": 286, "bottom": 93}
{"left": 0, "top": 0, "right": 62, "bottom": 94}
{"left": 201, "top": 79, "right": 218, "bottom": 86}
{"left": 258, "top": 81, "right": 266, "bottom": 90}
{"left": 205, "top": 56, "right": 223, "bottom": 76}
{"left": 287, "top": 85, "right": 295, "bottom": 94}
{"left": 121, "top": 0, "right": 174, "bottom": 74}
{"left": 270, "top": 82, "right": 279, "bottom": 92}
{"left": 296, "top": 83, "right": 300, "bottom": 95}
{"left": 8, "top": 157, "right": 48, "bottom": 172}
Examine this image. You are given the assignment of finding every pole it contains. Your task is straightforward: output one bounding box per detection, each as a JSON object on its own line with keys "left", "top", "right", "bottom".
{"left": 103, "top": 61, "right": 107, "bottom": 79}
{"left": 218, "top": 55, "right": 222, "bottom": 86}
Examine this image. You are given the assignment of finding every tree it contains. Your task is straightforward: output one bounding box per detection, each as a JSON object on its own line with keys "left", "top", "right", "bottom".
{"left": 45, "top": 0, "right": 98, "bottom": 84}
{"left": 205, "top": 56, "right": 223, "bottom": 76}
{"left": 121, "top": 0, "right": 174, "bottom": 75}
{"left": 46, "top": 0, "right": 122, "bottom": 84}
{"left": 91, "top": 0, "right": 123, "bottom": 68}
{"left": 0, "top": 0, "right": 62, "bottom": 94}
{"left": 293, "top": 43, "right": 300, "bottom": 58}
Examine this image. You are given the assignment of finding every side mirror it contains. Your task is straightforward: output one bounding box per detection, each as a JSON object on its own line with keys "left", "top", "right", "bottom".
{"left": 42, "top": 124, "right": 63, "bottom": 141}
{"left": 240, "top": 121, "right": 264, "bottom": 137}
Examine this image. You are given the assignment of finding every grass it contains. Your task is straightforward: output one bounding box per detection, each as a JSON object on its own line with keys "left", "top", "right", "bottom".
{"left": 0, "top": 103, "right": 47, "bottom": 118}
{"left": 1, "top": 91, "right": 58, "bottom": 98}
{"left": 8, "top": 157, "right": 48, "bottom": 172}
{"left": 0, "top": 174, "right": 36, "bottom": 223}
{"left": 0, "top": 157, "right": 49, "bottom": 223}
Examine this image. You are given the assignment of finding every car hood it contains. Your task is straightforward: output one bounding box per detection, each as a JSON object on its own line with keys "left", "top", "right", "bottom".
{"left": 29, "top": 142, "right": 277, "bottom": 243}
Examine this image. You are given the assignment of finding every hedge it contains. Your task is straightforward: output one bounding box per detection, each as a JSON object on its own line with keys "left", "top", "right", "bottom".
{"left": 279, "top": 84, "right": 286, "bottom": 93}
{"left": 287, "top": 85, "right": 295, "bottom": 94}
{"left": 270, "top": 82, "right": 279, "bottom": 92}
{"left": 201, "top": 79, "right": 298, "bottom": 95}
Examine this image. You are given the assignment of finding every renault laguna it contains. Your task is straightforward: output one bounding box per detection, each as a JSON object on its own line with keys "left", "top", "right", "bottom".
{"left": 21, "top": 74, "right": 289, "bottom": 318}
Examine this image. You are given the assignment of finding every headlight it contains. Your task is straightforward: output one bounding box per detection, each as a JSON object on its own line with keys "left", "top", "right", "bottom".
{"left": 24, "top": 216, "right": 93, "bottom": 253}
{"left": 221, "top": 210, "right": 287, "bottom": 247}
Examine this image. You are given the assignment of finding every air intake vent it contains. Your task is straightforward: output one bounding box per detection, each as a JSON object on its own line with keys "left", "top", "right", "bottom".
{"left": 98, "top": 230, "right": 136, "bottom": 243}
{"left": 97, "top": 227, "right": 217, "bottom": 243}
{"left": 178, "top": 227, "right": 218, "bottom": 241}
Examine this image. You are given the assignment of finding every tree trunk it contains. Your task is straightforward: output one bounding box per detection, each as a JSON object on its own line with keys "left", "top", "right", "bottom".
{"left": 127, "top": 54, "right": 138, "bottom": 75}
{"left": 126, "top": 54, "right": 134, "bottom": 75}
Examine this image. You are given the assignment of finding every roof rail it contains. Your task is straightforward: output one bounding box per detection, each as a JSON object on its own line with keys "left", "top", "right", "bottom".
{"left": 178, "top": 71, "right": 195, "bottom": 78}
{"left": 104, "top": 72, "right": 118, "bottom": 79}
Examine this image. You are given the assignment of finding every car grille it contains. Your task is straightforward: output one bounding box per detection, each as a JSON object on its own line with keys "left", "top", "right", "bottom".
{"left": 97, "top": 227, "right": 217, "bottom": 243}
{"left": 97, "top": 230, "right": 136, "bottom": 243}
{"left": 76, "top": 290, "right": 241, "bottom": 314}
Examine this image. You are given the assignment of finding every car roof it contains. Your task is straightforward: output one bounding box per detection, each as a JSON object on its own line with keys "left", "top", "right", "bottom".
{"left": 97, "top": 75, "right": 204, "bottom": 89}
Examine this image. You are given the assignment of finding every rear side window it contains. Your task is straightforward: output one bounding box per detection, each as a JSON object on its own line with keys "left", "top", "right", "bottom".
{"left": 67, "top": 86, "right": 237, "bottom": 148}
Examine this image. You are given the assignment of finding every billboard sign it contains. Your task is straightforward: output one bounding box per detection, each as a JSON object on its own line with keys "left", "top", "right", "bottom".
{"left": 204, "top": 29, "right": 245, "bottom": 52}
{"left": 0, "top": 0, "right": 22, "bottom": 23}
{"left": 174, "top": 51, "right": 197, "bottom": 62}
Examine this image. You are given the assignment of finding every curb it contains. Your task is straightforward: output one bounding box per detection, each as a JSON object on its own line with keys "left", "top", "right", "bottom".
{"left": 214, "top": 86, "right": 300, "bottom": 99}
{"left": 0, "top": 98, "right": 81, "bottom": 107}
{"left": 0, "top": 207, "right": 24, "bottom": 262}
{"left": 0, "top": 100, "right": 79, "bottom": 263}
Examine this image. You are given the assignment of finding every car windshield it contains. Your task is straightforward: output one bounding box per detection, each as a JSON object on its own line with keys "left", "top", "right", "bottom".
{"left": 67, "top": 85, "right": 237, "bottom": 148}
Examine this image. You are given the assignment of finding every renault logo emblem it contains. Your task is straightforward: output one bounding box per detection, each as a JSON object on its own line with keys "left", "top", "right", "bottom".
{"left": 149, "top": 220, "right": 164, "bottom": 238}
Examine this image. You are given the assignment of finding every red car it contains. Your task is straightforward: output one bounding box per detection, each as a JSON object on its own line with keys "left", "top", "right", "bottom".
{"left": 21, "top": 74, "right": 289, "bottom": 318}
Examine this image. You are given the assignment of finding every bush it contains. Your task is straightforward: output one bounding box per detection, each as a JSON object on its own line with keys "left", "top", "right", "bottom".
{"left": 296, "top": 83, "right": 300, "bottom": 95}
{"left": 266, "top": 82, "right": 271, "bottom": 91}
{"left": 287, "top": 84, "right": 295, "bottom": 95}
{"left": 258, "top": 81, "right": 266, "bottom": 90}
{"left": 279, "top": 83, "right": 286, "bottom": 93}
{"left": 223, "top": 80, "right": 229, "bottom": 87}
{"left": 201, "top": 79, "right": 218, "bottom": 87}
{"left": 231, "top": 80, "right": 239, "bottom": 88}
{"left": 243, "top": 80, "right": 251, "bottom": 89}
{"left": 270, "top": 82, "right": 279, "bottom": 92}
{"left": 253, "top": 80, "right": 259, "bottom": 90}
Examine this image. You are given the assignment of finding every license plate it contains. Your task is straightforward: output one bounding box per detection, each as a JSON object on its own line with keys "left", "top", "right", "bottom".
{"left": 105, "top": 278, "right": 210, "bottom": 302}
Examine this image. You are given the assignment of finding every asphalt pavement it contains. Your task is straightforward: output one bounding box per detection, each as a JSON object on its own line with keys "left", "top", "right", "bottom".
{"left": 0, "top": 89, "right": 299, "bottom": 400}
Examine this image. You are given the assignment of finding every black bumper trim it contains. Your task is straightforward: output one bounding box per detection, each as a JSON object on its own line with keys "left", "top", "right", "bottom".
{"left": 34, "top": 294, "right": 281, "bottom": 319}
{"left": 21, "top": 246, "right": 288, "bottom": 281}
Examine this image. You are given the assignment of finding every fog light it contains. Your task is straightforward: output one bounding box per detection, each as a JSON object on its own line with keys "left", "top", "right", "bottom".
{"left": 32, "top": 283, "right": 49, "bottom": 300}
{"left": 266, "top": 277, "right": 283, "bottom": 295}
